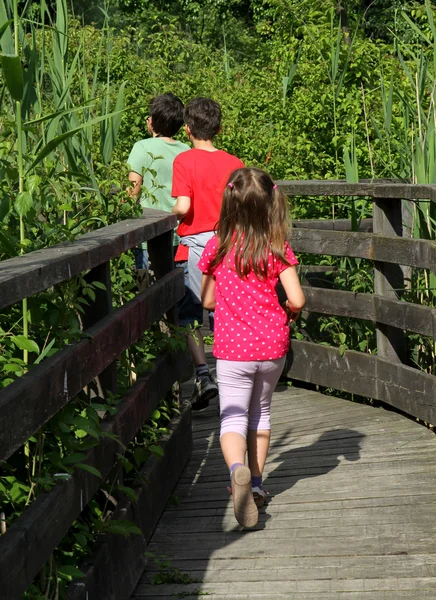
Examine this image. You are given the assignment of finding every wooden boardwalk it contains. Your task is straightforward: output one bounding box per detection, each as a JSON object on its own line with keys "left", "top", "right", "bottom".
{"left": 131, "top": 361, "right": 436, "bottom": 599}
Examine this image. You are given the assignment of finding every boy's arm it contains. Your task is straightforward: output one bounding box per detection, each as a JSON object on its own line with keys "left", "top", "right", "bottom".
{"left": 172, "top": 195, "right": 191, "bottom": 217}
{"left": 171, "top": 156, "right": 191, "bottom": 217}
{"left": 126, "top": 171, "right": 143, "bottom": 198}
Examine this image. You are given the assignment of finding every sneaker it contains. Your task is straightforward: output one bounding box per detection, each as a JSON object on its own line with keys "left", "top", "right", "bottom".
{"left": 252, "top": 486, "right": 268, "bottom": 508}
{"left": 190, "top": 374, "right": 218, "bottom": 411}
{"left": 231, "top": 465, "right": 258, "bottom": 528}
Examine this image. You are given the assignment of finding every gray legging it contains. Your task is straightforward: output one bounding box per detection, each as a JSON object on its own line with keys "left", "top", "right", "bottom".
{"left": 216, "top": 356, "right": 286, "bottom": 438}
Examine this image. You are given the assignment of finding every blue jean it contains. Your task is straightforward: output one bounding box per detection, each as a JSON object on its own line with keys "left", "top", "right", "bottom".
{"left": 134, "top": 247, "right": 149, "bottom": 270}
{"left": 176, "top": 261, "right": 214, "bottom": 330}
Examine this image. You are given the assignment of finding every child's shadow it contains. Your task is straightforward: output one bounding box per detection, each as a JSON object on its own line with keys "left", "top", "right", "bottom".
{"left": 263, "top": 428, "right": 365, "bottom": 500}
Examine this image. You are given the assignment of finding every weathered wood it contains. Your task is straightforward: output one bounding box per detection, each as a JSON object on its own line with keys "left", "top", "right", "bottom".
{"left": 289, "top": 228, "right": 436, "bottom": 272}
{"left": 0, "top": 210, "right": 176, "bottom": 310}
{"left": 0, "top": 269, "right": 184, "bottom": 462}
{"left": 293, "top": 218, "right": 373, "bottom": 232}
{"left": 130, "top": 376, "right": 436, "bottom": 600}
{"left": 302, "top": 287, "right": 436, "bottom": 340}
{"left": 0, "top": 349, "right": 191, "bottom": 599}
{"left": 373, "top": 198, "right": 407, "bottom": 363}
{"left": 148, "top": 229, "right": 178, "bottom": 325}
{"left": 277, "top": 179, "right": 436, "bottom": 201}
{"left": 67, "top": 403, "right": 192, "bottom": 600}
{"left": 286, "top": 340, "right": 436, "bottom": 424}
{"left": 82, "top": 260, "right": 117, "bottom": 395}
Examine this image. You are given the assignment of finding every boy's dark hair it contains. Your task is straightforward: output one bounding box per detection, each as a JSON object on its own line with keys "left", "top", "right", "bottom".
{"left": 184, "top": 97, "right": 222, "bottom": 141}
{"left": 149, "top": 93, "right": 184, "bottom": 137}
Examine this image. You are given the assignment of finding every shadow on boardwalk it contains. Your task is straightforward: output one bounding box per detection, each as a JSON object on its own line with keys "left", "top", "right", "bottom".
{"left": 131, "top": 381, "right": 436, "bottom": 600}
{"left": 264, "top": 427, "right": 365, "bottom": 500}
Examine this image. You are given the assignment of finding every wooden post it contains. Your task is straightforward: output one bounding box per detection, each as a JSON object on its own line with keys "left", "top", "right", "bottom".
{"left": 148, "top": 229, "right": 178, "bottom": 325}
{"left": 83, "top": 260, "right": 117, "bottom": 395}
{"left": 372, "top": 198, "right": 407, "bottom": 364}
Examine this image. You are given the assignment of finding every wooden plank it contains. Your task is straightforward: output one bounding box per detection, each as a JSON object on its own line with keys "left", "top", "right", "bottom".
{"left": 293, "top": 218, "right": 373, "bottom": 232}
{"left": 67, "top": 403, "right": 192, "bottom": 600}
{"left": 132, "top": 592, "right": 436, "bottom": 600}
{"left": 148, "top": 230, "right": 177, "bottom": 325}
{"left": 82, "top": 260, "right": 117, "bottom": 395}
{"left": 302, "top": 287, "right": 436, "bottom": 339}
{"left": 0, "top": 269, "right": 184, "bottom": 462}
{"left": 289, "top": 228, "right": 436, "bottom": 272}
{"left": 373, "top": 197, "right": 407, "bottom": 363}
{"left": 277, "top": 179, "right": 436, "bottom": 201}
{"left": 131, "top": 375, "right": 436, "bottom": 600}
{"left": 0, "top": 210, "right": 176, "bottom": 310}
{"left": 286, "top": 340, "right": 436, "bottom": 424}
{"left": 0, "top": 349, "right": 190, "bottom": 600}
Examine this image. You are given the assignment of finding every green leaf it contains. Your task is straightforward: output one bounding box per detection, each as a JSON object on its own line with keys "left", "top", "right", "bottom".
{"left": 26, "top": 107, "right": 129, "bottom": 174}
{"left": 57, "top": 565, "right": 85, "bottom": 580}
{"left": 14, "top": 191, "right": 33, "bottom": 218}
{"left": 117, "top": 485, "right": 138, "bottom": 504}
{"left": 62, "top": 452, "right": 87, "bottom": 465}
{"left": 75, "top": 463, "right": 102, "bottom": 478}
{"left": 0, "top": 53, "right": 24, "bottom": 101}
{"left": 0, "top": 18, "right": 13, "bottom": 53}
{"left": 102, "top": 519, "right": 142, "bottom": 536}
{"left": 27, "top": 175, "right": 41, "bottom": 196}
{"left": 149, "top": 444, "right": 164, "bottom": 457}
{"left": 34, "top": 338, "right": 56, "bottom": 365}
{"left": 0, "top": 230, "right": 17, "bottom": 256}
{"left": 3, "top": 363, "right": 23, "bottom": 373}
{"left": 11, "top": 335, "right": 39, "bottom": 354}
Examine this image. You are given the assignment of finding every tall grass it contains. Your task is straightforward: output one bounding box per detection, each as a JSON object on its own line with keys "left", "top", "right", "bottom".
{"left": 372, "top": 1, "right": 436, "bottom": 306}
{"left": 0, "top": 0, "right": 127, "bottom": 359}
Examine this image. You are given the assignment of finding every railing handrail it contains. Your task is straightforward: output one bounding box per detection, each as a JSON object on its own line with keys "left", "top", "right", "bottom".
{"left": 0, "top": 210, "right": 176, "bottom": 311}
{"left": 277, "top": 178, "right": 436, "bottom": 200}
{"left": 0, "top": 210, "right": 188, "bottom": 599}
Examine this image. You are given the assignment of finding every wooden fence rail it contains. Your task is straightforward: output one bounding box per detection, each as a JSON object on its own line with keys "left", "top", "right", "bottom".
{"left": 0, "top": 210, "right": 190, "bottom": 599}
{"left": 278, "top": 180, "right": 436, "bottom": 425}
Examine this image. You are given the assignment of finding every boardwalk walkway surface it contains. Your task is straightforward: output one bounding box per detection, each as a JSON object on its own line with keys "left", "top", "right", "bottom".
{"left": 131, "top": 356, "right": 436, "bottom": 600}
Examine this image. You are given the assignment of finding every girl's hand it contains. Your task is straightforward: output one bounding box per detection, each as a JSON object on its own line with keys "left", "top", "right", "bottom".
{"left": 283, "top": 300, "right": 300, "bottom": 323}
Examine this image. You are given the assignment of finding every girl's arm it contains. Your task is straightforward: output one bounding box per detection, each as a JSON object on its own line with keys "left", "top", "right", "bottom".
{"left": 279, "top": 266, "right": 305, "bottom": 319}
{"left": 201, "top": 274, "right": 216, "bottom": 311}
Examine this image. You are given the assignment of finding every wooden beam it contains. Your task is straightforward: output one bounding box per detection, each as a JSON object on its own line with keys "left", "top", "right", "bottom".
{"left": 286, "top": 340, "right": 436, "bottom": 424}
{"left": 372, "top": 198, "right": 407, "bottom": 363}
{"left": 67, "top": 403, "right": 192, "bottom": 600}
{"left": 0, "top": 269, "right": 184, "bottom": 462}
{"left": 277, "top": 180, "right": 436, "bottom": 201}
{"left": 0, "top": 349, "right": 191, "bottom": 600}
{"left": 293, "top": 218, "right": 373, "bottom": 232}
{"left": 82, "top": 260, "right": 117, "bottom": 395}
{"left": 289, "top": 229, "right": 436, "bottom": 272}
{"left": 302, "top": 287, "right": 436, "bottom": 340}
{"left": 0, "top": 210, "right": 177, "bottom": 310}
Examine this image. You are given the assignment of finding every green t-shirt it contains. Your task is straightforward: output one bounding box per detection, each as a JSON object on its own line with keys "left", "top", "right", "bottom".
{"left": 128, "top": 138, "right": 189, "bottom": 246}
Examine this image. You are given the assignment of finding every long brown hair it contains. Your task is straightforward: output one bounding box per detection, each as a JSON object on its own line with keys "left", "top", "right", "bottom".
{"left": 211, "top": 167, "right": 291, "bottom": 279}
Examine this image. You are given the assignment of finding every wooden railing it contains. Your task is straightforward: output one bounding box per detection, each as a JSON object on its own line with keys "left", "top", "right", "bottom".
{"left": 279, "top": 180, "right": 436, "bottom": 425}
{"left": 0, "top": 210, "right": 191, "bottom": 599}
{"left": 1, "top": 181, "right": 436, "bottom": 598}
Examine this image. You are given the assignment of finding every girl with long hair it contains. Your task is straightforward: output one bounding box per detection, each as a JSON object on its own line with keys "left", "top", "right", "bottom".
{"left": 198, "top": 167, "right": 305, "bottom": 528}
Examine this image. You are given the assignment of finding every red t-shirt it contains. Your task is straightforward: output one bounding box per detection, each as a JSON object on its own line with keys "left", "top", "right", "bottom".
{"left": 198, "top": 236, "right": 299, "bottom": 361}
{"left": 172, "top": 149, "right": 244, "bottom": 261}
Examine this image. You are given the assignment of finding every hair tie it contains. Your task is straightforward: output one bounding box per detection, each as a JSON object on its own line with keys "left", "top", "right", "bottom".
{"left": 228, "top": 183, "right": 234, "bottom": 189}
{"left": 273, "top": 184, "right": 278, "bottom": 190}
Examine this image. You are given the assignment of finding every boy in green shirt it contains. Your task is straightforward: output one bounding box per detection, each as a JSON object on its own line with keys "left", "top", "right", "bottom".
{"left": 127, "top": 93, "right": 190, "bottom": 271}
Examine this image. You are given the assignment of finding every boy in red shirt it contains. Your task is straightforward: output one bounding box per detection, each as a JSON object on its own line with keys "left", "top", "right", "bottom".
{"left": 172, "top": 98, "right": 244, "bottom": 411}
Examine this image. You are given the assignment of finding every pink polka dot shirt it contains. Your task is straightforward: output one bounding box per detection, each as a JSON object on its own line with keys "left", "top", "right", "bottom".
{"left": 198, "top": 236, "right": 299, "bottom": 361}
